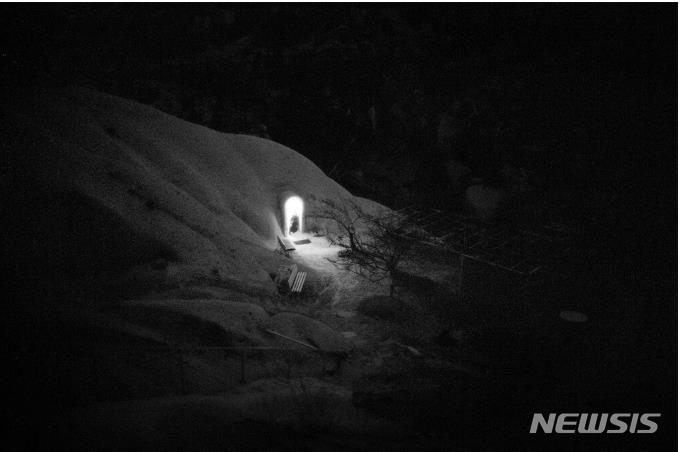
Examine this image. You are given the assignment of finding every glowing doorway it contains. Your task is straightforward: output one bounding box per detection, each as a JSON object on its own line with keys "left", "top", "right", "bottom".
{"left": 284, "top": 196, "right": 304, "bottom": 237}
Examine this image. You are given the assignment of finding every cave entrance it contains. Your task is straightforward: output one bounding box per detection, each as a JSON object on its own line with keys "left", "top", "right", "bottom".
{"left": 284, "top": 196, "right": 304, "bottom": 237}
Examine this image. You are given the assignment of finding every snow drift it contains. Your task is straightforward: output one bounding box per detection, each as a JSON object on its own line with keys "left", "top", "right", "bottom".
{"left": 5, "top": 87, "right": 378, "bottom": 296}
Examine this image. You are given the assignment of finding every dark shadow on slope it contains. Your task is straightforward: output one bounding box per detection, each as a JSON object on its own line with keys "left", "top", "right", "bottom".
{"left": 7, "top": 187, "right": 179, "bottom": 301}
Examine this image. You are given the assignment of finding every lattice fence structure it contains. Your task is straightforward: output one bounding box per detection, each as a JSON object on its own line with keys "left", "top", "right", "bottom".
{"left": 396, "top": 205, "right": 572, "bottom": 276}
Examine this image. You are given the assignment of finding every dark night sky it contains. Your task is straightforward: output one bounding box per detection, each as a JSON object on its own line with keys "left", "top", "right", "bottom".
{"left": 1, "top": 4, "right": 674, "bottom": 180}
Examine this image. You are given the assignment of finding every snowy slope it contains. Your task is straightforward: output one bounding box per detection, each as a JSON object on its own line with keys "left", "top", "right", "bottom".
{"left": 6, "top": 87, "right": 378, "bottom": 295}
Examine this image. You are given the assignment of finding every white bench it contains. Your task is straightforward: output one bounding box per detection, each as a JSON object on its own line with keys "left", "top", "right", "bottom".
{"left": 287, "top": 264, "right": 307, "bottom": 296}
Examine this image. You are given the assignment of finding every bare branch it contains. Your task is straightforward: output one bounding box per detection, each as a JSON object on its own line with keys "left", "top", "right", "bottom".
{"left": 317, "top": 198, "right": 416, "bottom": 296}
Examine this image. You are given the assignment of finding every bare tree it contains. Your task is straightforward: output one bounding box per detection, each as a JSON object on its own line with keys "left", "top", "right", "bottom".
{"left": 312, "top": 199, "right": 362, "bottom": 250}
{"left": 313, "top": 199, "right": 418, "bottom": 298}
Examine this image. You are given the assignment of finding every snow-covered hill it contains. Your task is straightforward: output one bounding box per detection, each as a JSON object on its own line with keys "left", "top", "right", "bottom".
{"left": 6, "top": 87, "right": 379, "bottom": 296}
